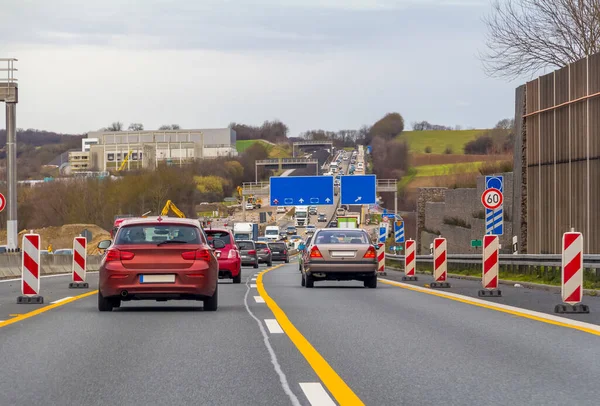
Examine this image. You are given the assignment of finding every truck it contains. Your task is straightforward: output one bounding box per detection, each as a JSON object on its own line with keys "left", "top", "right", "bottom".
{"left": 233, "top": 222, "right": 259, "bottom": 241}
{"left": 264, "top": 225, "right": 280, "bottom": 242}
{"left": 294, "top": 206, "right": 309, "bottom": 227}
{"left": 337, "top": 214, "right": 360, "bottom": 228}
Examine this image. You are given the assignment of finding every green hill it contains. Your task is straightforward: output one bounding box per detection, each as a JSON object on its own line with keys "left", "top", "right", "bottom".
{"left": 236, "top": 139, "right": 291, "bottom": 158}
{"left": 397, "top": 129, "right": 486, "bottom": 154}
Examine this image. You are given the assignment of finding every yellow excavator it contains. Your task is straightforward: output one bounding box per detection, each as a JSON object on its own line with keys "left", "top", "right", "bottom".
{"left": 161, "top": 200, "right": 185, "bottom": 218}
{"left": 118, "top": 150, "right": 134, "bottom": 171}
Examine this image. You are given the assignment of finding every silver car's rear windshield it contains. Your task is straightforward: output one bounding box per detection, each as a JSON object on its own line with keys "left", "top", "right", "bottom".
{"left": 315, "top": 230, "right": 369, "bottom": 244}
{"left": 238, "top": 241, "right": 254, "bottom": 250}
{"left": 116, "top": 224, "right": 202, "bottom": 244}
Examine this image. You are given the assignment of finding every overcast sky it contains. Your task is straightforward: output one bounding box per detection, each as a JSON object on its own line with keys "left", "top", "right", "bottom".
{"left": 0, "top": 0, "right": 523, "bottom": 136}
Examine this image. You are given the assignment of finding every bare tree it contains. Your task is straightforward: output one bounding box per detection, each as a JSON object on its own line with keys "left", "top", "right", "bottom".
{"left": 105, "top": 122, "right": 124, "bottom": 132}
{"left": 128, "top": 123, "right": 144, "bottom": 131}
{"left": 158, "top": 124, "right": 181, "bottom": 130}
{"left": 481, "top": 0, "right": 600, "bottom": 79}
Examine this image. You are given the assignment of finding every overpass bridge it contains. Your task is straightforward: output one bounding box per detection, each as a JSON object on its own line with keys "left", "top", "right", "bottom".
{"left": 292, "top": 140, "right": 334, "bottom": 157}
{"left": 254, "top": 158, "right": 319, "bottom": 181}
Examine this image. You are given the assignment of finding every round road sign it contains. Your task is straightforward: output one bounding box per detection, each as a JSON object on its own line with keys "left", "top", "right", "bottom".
{"left": 382, "top": 216, "right": 389, "bottom": 223}
{"left": 481, "top": 188, "right": 503, "bottom": 210}
{"left": 0, "top": 192, "right": 5, "bottom": 212}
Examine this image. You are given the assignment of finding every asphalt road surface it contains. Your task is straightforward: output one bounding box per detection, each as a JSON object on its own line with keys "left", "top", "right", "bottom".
{"left": 2, "top": 259, "right": 600, "bottom": 406}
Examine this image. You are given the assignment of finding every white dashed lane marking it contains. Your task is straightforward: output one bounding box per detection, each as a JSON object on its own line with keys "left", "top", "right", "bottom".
{"left": 300, "top": 382, "right": 336, "bottom": 406}
{"left": 264, "top": 319, "right": 284, "bottom": 334}
{"left": 254, "top": 296, "right": 265, "bottom": 303}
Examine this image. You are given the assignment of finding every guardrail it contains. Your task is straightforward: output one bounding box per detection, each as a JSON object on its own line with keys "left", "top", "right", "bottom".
{"left": 386, "top": 253, "right": 600, "bottom": 268}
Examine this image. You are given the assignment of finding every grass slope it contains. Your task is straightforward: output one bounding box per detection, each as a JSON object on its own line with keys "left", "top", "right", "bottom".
{"left": 398, "top": 129, "right": 485, "bottom": 154}
{"left": 235, "top": 139, "right": 291, "bottom": 158}
{"left": 415, "top": 162, "right": 484, "bottom": 177}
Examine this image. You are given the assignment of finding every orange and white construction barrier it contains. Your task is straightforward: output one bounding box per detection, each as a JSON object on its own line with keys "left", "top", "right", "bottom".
{"left": 431, "top": 237, "right": 450, "bottom": 288}
{"left": 402, "top": 239, "right": 418, "bottom": 281}
{"left": 478, "top": 235, "right": 501, "bottom": 297}
{"left": 69, "top": 236, "right": 89, "bottom": 289}
{"left": 555, "top": 231, "right": 589, "bottom": 313}
{"left": 18, "top": 233, "right": 44, "bottom": 304}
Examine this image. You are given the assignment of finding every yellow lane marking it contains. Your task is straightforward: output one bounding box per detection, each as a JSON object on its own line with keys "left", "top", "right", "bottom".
{"left": 379, "top": 279, "right": 600, "bottom": 337}
{"left": 8, "top": 314, "right": 21, "bottom": 317}
{"left": 258, "top": 265, "right": 365, "bottom": 406}
{"left": 0, "top": 291, "right": 98, "bottom": 329}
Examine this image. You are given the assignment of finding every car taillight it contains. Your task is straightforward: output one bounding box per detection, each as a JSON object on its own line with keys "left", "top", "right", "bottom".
{"left": 181, "top": 249, "right": 211, "bottom": 261}
{"left": 263, "top": 249, "right": 270, "bottom": 254}
{"left": 310, "top": 246, "right": 323, "bottom": 258}
{"left": 228, "top": 249, "right": 237, "bottom": 259}
{"left": 105, "top": 248, "right": 135, "bottom": 262}
{"left": 363, "top": 246, "right": 376, "bottom": 259}
{"left": 248, "top": 250, "right": 257, "bottom": 255}
{"left": 283, "top": 250, "right": 287, "bottom": 254}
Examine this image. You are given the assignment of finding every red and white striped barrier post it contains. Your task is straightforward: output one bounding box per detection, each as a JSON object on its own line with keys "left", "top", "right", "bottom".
{"left": 555, "top": 230, "right": 589, "bottom": 313}
{"left": 69, "top": 236, "right": 89, "bottom": 289}
{"left": 402, "top": 239, "right": 418, "bottom": 281}
{"left": 478, "top": 235, "right": 501, "bottom": 297}
{"left": 377, "top": 243, "right": 386, "bottom": 276}
{"left": 431, "top": 237, "right": 450, "bottom": 288}
{"left": 17, "top": 233, "right": 44, "bottom": 304}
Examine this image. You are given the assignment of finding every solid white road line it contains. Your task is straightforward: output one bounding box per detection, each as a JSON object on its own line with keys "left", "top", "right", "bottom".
{"left": 243, "top": 277, "right": 301, "bottom": 406}
{"left": 265, "top": 318, "right": 284, "bottom": 334}
{"left": 254, "top": 296, "right": 265, "bottom": 303}
{"left": 50, "top": 297, "right": 73, "bottom": 304}
{"left": 250, "top": 284, "right": 257, "bottom": 288}
{"left": 300, "top": 383, "right": 336, "bottom": 406}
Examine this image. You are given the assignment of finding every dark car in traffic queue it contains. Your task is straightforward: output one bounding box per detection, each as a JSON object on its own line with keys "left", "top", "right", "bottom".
{"left": 237, "top": 240, "right": 259, "bottom": 268}
{"left": 254, "top": 241, "right": 273, "bottom": 266}
{"left": 317, "top": 213, "right": 327, "bottom": 223}
{"left": 268, "top": 242, "right": 289, "bottom": 263}
{"left": 300, "top": 228, "right": 378, "bottom": 288}
{"left": 97, "top": 217, "right": 221, "bottom": 312}
{"left": 205, "top": 228, "right": 242, "bottom": 284}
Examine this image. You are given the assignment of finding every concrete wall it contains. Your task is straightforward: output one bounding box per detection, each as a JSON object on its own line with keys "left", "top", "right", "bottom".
{"left": 416, "top": 188, "right": 446, "bottom": 254}
{"left": 0, "top": 255, "right": 103, "bottom": 280}
{"left": 419, "top": 172, "right": 514, "bottom": 254}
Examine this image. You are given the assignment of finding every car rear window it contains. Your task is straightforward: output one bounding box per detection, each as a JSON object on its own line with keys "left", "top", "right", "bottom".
{"left": 206, "top": 231, "right": 232, "bottom": 245}
{"left": 237, "top": 241, "right": 255, "bottom": 250}
{"left": 315, "top": 230, "right": 369, "bottom": 244}
{"left": 269, "top": 243, "right": 286, "bottom": 250}
{"left": 116, "top": 224, "right": 202, "bottom": 245}
{"left": 255, "top": 242, "right": 268, "bottom": 249}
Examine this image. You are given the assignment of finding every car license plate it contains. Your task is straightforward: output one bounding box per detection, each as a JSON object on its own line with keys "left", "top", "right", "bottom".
{"left": 140, "top": 274, "right": 175, "bottom": 283}
{"left": 331, "top": 251, "right": 355, "bottom": 258}
{"left": 242, "top": 255, "right": 248, "bottom": 259}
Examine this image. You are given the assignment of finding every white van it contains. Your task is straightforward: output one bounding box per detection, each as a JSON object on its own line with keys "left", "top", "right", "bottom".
{"left": 264, "top": 226, "right": 280, "bottom": 242}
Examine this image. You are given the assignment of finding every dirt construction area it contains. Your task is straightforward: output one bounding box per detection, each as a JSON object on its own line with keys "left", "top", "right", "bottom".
{"left": 0, "top": 224, "right": 111, "bottom": 255}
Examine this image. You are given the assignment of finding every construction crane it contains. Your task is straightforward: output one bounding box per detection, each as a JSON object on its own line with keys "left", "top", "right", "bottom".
{"left": 117, "top": 150, "right": 134, "bottom": 171}
{"left": 161, "top": 200, "right": 185, "bottom": 218}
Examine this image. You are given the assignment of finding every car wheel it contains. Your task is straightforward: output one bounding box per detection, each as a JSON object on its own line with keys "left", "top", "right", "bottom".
{"left": 364, "top": 275, "right": 378, "bottom": 289}
{"left": 204, "top": 283, "right": 218, "bottom": 311}
{"left": 232, "top": 270, "right": 242, "bottom": 284}
{"left": 285, "top": 258, "right": 289, "bottom": 264}
{"left": 268, "top": 260, "right": 273, "bottom": 267}
{"left": 112, "top": 299, "right": 121, "bottom": 308}
{"left": 98, "top": 291, "right": 114, "bottom": 312}
{"left": 301, "top": 274, "right": 306, "bottom": 286}
{"left": 305, "top": 274, "right": 314, "bottom": 288}
{"left": 253, "top": 261, "right": 259, "bottom": 269}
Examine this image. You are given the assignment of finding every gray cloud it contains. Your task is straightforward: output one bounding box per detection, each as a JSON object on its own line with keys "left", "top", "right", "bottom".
{"left": 1, "top": 0, "right": 486, "bottom": 52}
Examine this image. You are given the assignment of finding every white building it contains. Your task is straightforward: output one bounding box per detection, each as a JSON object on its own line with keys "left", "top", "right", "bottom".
{"left": 77, "top": 128, "right": 237, "bottom": 172}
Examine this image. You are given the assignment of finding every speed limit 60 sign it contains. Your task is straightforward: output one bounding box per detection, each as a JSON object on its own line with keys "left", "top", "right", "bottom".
{"left": 481, "top": 188, "right": 503, "bottom": 210}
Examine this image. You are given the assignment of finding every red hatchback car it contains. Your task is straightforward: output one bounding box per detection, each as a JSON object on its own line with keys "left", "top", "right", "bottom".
{"left": 97, "top": 217, "right": 220, "bottom": 311}
{"left": 205, "top": 228, "right": 242, "bottom": 284}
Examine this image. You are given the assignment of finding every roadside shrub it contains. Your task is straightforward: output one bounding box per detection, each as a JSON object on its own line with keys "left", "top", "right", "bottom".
{"left": 479, "top": 160, "right": 513, "bottom": 175}
{"left": 424, "top": 146, "right": 432, "bottom": 153}
{"left": 444, "top": 145, "right": 453, "bottom": 154}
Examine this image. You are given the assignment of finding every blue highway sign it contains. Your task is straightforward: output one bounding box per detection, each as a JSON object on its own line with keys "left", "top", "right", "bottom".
{"left": 485, "top": 175, "right": 504, "bottom": 235}
{"left": 269, "top": 176, "right": 334, "bottom": 206}
{"left": 340, "top": 175, "right": 377, "bottom": 205}
{"left": 394, "top": 221, "right": 405, "bottom": 243}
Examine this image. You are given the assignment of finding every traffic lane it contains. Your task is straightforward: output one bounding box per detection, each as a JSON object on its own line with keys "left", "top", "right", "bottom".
{"left": 0, "top": 273, "right": 99, "bottom": 321}
{"left": 262, "top": 265, "right": 600, "bottom": 405}
{"left": 383, "top": 267, "right": 600, "bottom": 324}
{"left": 0, "top": 266, "right": 310, "bottom": 406}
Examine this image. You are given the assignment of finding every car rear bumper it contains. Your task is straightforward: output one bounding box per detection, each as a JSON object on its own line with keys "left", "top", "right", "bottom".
{"left": 271, "top": 253, "right": 288, "bottom": 261}
{"left": 305, "top": 262, "right": 377, "bottom": 280}
{"left": 240, "top": 255, "right": 258, "bottom": 265}
{"left": 217, "top": 257, "right": 241, "bottom": 277}
{"left": 257, "top": 254, "right": 271, "bottom": 263}
{"left": 99, "top": 266, "right": 217, "bottom": 300}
